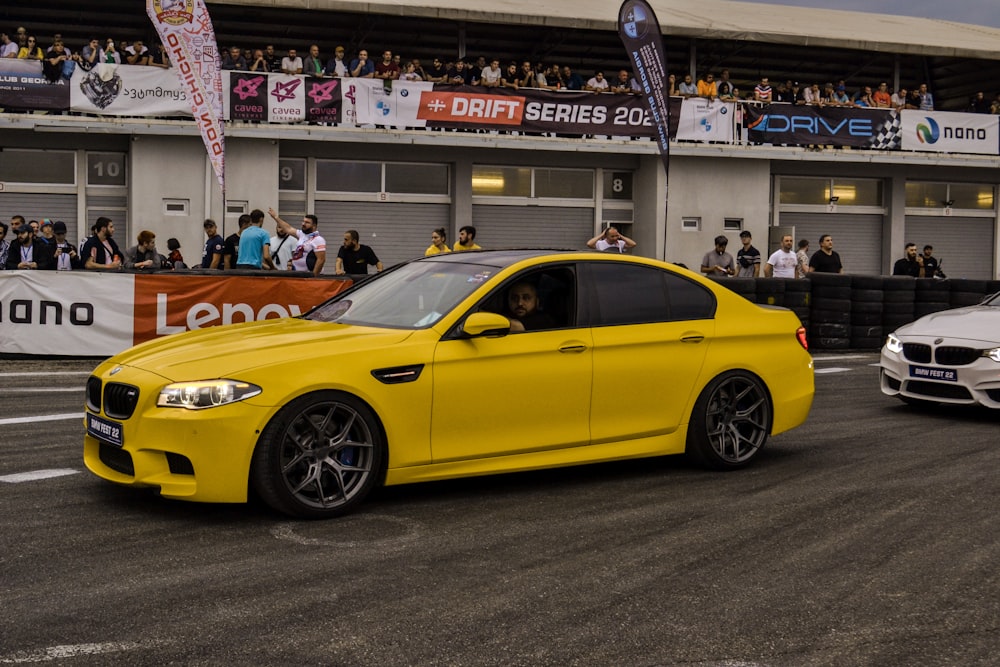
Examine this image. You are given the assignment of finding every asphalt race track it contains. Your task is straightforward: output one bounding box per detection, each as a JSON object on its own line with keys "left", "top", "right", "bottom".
{"left": 2, "top": 353, "right": 999, "bottom": 666}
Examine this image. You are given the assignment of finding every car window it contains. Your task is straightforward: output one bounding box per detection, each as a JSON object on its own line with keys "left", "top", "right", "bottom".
{"left": 307, "top": 260, "right": 497, "bottom": 329}
{"left": 583, "top": 262, "right": 715, "bottom": 326}
{"left": 466, "top": 266, "right": 577, "bottom": 334}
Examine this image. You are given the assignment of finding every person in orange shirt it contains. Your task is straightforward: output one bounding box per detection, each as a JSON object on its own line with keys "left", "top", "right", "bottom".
{"left": 697, "top": 72, "right": 718, "bottom": 100}
{"left": 873, "top": 81, "right": 892, "bottom": 108}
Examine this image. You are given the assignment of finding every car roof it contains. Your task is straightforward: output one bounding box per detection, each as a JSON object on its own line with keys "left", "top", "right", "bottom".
{"left": 421, "top": 248, "right": 578, "bottom": 268}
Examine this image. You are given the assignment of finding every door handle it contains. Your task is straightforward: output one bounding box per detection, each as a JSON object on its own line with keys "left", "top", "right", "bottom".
{"left": 680, "top": 335, "right": 705, "bottom": 343}
{"left": 558, "top": 344, "right": 588, "bottom": 353}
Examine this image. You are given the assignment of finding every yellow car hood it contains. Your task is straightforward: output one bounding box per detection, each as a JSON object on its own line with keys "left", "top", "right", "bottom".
{"left": 110, "top": 317, "right": 415, "bottom": 381}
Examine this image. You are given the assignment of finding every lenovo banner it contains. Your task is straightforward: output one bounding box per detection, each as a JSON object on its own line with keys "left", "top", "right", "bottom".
{"left": 0, "top": 272, "right": 351, "bottom": 357}
{"left": 900, "top": 110, "right": 1000, "bottom": 155}
{"left": 744, "top": 104, "right": 901, "bottom": 149}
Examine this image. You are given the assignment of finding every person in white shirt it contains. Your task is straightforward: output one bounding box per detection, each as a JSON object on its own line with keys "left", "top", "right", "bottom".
{"left": 765, "top": 234, "right": 798, "bottom": 278}
{"left": 587, "top": 226, "right": 636, "bottom": 253}
{"left": 585, "top": 71, "right": 609, "bottom": 92}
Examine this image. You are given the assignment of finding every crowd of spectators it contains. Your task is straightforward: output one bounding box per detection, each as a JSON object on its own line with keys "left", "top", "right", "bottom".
{"left": 4, "top": 24, "right": 1000, "bottom": 113}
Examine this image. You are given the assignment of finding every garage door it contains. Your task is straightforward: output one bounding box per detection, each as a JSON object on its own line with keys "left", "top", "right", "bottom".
{"left": 0, "top": 193, "right": 78, "bottom": 245}
{"left": 472, "top": 205, "right": 594, "bottom": 251}
{"left": 313, "top": 201, "right": 450, "bottom": 270}
{"left": 779, "top": 213, "right": 883, "bottom": 275}
{"left": 905, "top": 216, "right": 994, "bottom": 281}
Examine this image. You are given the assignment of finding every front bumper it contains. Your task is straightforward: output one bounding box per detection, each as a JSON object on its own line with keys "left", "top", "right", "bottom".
{"left": 880, "top": 348, "right": 1000, "bottom": 409}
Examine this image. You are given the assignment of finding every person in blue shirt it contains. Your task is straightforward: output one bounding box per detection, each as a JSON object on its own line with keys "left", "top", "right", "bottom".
{"left": 235, "top": 209, "right": 274, "bottom": 270}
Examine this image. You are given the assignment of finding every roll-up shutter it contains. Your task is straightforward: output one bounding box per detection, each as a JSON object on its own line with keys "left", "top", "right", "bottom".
{"left": 0, "top": 193, "right": 78, "bottom": 246}
{"left": 904, "top": 216, "right": 994, "bottom": 281}
{"left": 472, "top": 205, "right": 593, "bottom": 251}
{"left": 313, "top": 201, "right": 450, "bottom": 269}
{"left": 779, "top": 213, "right": 882, "bottom": 275}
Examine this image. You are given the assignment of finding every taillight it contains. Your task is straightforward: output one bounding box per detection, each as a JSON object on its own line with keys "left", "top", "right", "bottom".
{"left": 796, "top": 326, "right": 809, "bottom": 351}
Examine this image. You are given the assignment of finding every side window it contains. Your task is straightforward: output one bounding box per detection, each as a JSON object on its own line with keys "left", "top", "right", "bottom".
{"left": 475, "top": 267, "right": 576, "bottom": 332}
{"left": 586, "top": 263, "right": 715, "bottom": 326}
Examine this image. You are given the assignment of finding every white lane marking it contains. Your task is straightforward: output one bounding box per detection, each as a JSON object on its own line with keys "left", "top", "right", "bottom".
{"left": 812, "top": 354, "right": 876, "bottom": 362}
{"left": 815, "top": 367, "right": 852, "bottom": 374}
{"left": 0, "top": 469, "right": 80, "bottom": 483}
{"left": 0, "top": 413, "right": 83, "bottom": 426}
{"left": 1, "top": 388, "right": 83, "bottom": 394}
{"left": 0, "top": 641, "right": 163, "bottom": 663}
{"left": 0, "top": 372, "right": 92, "bottom": 377}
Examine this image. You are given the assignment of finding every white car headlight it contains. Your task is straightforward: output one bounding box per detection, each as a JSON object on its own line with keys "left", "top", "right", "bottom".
{"left": 157, "top": 380, "right": 262, "bottom": 410}
{"left": 985, "top": 348, "right": 1000, "bottom": 363}
{"left": 885, "top": 333, "right": 903, "bottom": 354}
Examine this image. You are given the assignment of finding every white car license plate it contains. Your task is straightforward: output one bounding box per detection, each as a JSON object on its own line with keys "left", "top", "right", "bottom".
{"left": 87, "top": 413, "right": 124, "bottom": 447}
{"left": 909, "top": 365, "right": 958, "bottom": 382}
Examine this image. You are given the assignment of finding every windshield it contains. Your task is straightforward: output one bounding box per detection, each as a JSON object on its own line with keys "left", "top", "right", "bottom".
{"left": 307, "top": 260, "right": 498, "bottom": 328}
{"left": 986, "top": 292, "right": 1000, "bottom": 306}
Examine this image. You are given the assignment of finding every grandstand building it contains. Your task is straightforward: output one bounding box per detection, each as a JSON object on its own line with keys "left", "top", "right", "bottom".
{"left": 1, "top": 0, "right": 998, "bottom": 277}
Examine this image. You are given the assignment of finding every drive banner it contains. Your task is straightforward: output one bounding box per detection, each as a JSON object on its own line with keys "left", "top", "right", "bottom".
{"left": 900, "top": 110, "right": 1000, "bottom": 156}
{"left": 743, "top": 104, "right": 900, "bottom": 149}
{"left": 146, "top": 0, "right": 226, "bottom": 193}
{"left": 0, "top": 272, "right": 351, "bottom": 357}
{"left": 0, "top": 59, "right": 69, "bottom": 111}
{"left": 618, "top": 0, "right": 671, "bottom": 171}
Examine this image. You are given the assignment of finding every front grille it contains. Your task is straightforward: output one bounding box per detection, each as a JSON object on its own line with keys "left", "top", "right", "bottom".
{"left": 98, "top": 442, "right": 134, "bottom": 476}
{"left": 935, "top": 346, "right": 981, "bottom": 366}
{"left": 104, "top": 383, "right": 140, "bottom": 420}
{"left": 86, "top": 376, "right": 102, "bottom": 412}
{"left": 903, "top": 343, "right": 931, "bottom": 363}
{"left": 907, "top": 381, "right": 973, "bottom": 401}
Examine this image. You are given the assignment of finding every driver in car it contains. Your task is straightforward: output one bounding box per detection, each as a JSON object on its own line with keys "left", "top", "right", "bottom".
{"left": 505, "top": 281, "right": 555, "bottom": 333}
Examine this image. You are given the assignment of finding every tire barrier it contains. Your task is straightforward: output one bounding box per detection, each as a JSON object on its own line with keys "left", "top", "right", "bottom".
{"left": 703, "top": 275, "right": 998, "bottom": 352}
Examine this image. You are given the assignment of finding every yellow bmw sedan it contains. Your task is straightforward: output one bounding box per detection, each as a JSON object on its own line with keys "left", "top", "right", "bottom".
{"left": 84, "top": 250, "right": 814, "bottom": 518}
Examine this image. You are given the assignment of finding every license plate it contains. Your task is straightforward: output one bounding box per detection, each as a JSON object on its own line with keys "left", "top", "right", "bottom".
{"left": 909, "top": 365, "right": 958, "bottom": 382}
{"left": 87, "top": 413, "right": 124, "bottom": 447}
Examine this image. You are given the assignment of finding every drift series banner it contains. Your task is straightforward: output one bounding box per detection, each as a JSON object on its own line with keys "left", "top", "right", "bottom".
{"left": 0, "top": 272, "right": 351, "bottom": 357}
{"left": 618, "top": 0, "right": 671, "bottom": 171}
{"left": 900, "top": 110, "right": 1000, "bottom": 156}
{"left": 744, "top": 104, "right": 901, "bottom": 149}
{"left": 146, "top": 0, "right": 225, "bottom": 194}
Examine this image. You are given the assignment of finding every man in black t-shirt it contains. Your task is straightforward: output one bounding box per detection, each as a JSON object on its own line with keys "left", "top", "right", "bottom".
{"left": 808, "top": 234, "right": 843, "bottom": 274}
{"left": 223, "top": 214, "right": 251, "bottom": 270}
{"left": 892, "top": 243, "right": 925, "bottom": 277}
{"left": 335, "top": 229, "right": 383, "bottom": 275}
{"left": 921, "top": 245, "right": 943, "bottom": 278}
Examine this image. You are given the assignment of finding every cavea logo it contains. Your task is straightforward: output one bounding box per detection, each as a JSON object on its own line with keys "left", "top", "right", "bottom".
{"left": 271, "top": 78, "right": 301, "bottom": 103}
{"left": 916, "top": 117, "right": 940, "bottom": 144}
{"left": 151, "top": 0, "right": 194, "bottom": 26}
{"left": 308, "top": 80, "right": 338, "bottom": 104}
{"left": 233, "top": 76, "right": 265, "bottom": 101}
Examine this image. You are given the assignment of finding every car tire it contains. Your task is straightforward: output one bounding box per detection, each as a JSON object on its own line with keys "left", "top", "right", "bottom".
{"left": 686, "top": 370, "right": 772, "bottom": 470}
{"left": 251, "top": 391, "right": 386, "bottom": 519}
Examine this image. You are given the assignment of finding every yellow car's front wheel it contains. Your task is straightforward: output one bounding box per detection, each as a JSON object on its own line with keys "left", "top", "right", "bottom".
{"left": 251, "top": 391, "right": 386, "bottom": 518}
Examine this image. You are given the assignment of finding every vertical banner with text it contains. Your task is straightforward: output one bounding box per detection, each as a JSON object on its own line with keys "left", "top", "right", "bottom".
{"left": 146, "top": 0, "right": 225, "bottom": 194}
{"left": 618, "top": 0, "right": 670, "bottom": 175}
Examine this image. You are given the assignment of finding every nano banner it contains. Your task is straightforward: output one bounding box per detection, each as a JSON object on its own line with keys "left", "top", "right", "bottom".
{"left": 900, "top": 110, "right": 1000, "bottom": 155}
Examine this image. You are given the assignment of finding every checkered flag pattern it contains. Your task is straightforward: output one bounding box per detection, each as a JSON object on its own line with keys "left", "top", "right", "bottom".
{"left": 867, "top": 111, "right": 902, "bottom": 149}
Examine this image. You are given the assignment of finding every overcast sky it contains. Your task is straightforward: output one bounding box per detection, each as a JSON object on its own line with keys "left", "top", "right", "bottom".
{"left": 736, "top": 0, "right": 1000, "bottom": 29}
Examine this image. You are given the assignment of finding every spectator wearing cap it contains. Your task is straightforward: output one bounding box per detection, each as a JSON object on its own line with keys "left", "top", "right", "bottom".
{"left": 6, "top": 224, "right": 52, "bottom": 270}
{"left": 736, "top": 231, "right": 761, "bottom": 277}
{"left": 50, "top": 221, "right": 81, "bottom": 270}
{"left": 326, "top": 46, "right": 347, "bottom": 77}
{"left": 38, "top": 219, "right": 56, "bottom": 246}
{"left": 831, "top": 84, "right": 850, "bottom": 105}
{"left": 700, "top": 235, "right": 736, "bottom": 277}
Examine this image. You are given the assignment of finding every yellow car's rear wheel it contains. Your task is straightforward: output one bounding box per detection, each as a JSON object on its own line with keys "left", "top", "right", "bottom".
{"left": 686, "top": 371, "right": 772, "bottom": 470}
{"left": 251, "top": 391, "right": 386, "bottom": 518}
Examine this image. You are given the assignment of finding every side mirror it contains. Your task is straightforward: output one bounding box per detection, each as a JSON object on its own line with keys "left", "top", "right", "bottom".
{"left": 462, "top": 312, "right": 511, "bottom": 338}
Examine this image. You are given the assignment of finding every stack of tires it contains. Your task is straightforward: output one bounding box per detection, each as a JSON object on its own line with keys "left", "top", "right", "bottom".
{"left": 882, "top": 276, "right": 916, "bottom": 337}
{"left": 709, "top": 276, "right": 756, "bottom": 302}
{"left": 783, "top": 279, "right": 811, "bottom": 330}
{"left": 754, "top": 277, "right": 786, "bottom": 307}
{"left": 914, "top": 279, "right": 951, "bottom": 319}
{"left": 950, "top": 279, "right": 990, "bottom": 308}
{"left": 808, "top": 273, "right": 852, "bottom": 349}
{"left": 849, "top": 275, "right": 884, "bottom": 350}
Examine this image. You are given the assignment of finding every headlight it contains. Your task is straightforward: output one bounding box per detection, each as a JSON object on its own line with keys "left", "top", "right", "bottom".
{"left": 885, "top": 333, "right": 903, "bottom": 354}
{"left": 157, "top": 380, "right": 262, "bottom": 410}
{"left": 985, "top": 348, "right": 1000, "bottom": 363}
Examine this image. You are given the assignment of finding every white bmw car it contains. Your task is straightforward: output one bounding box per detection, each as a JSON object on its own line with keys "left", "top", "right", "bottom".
{"left": 881, "top": 292, "right": 1000, "bottom": 408}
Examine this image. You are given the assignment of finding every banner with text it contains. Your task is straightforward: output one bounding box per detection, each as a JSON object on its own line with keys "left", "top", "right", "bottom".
{"left": 618, "top": 0, "right": 671, "bottom": 172}
{"left": 676, "top": 99, "right": 736, "bottom": 142}
{"left": 70, "top": 64, "right": 189, "bottom": 116}
{"left": 0, "top": 59, "right": 70, "bottom": 110}
{"left": 744, "top": 104, "right": 900, "bottom": 149}
{"left": 0, "top": 272, "right": 351, "bottom": 357}
{"left": 900, "top": 110, "right": 1000, "bottom": 155}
